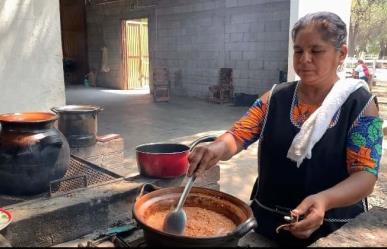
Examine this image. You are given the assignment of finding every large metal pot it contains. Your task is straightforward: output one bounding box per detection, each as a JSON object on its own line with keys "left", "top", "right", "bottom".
{"left": 0, "top": 112, "right": 70, "bottom": 196}
{"left": 51, "top": 105, "right": 102, "bottom": 148}
{"left": 133, "top": 184, "right": 257, "bottom": 247}
{"left": 135, "top": 136, "right": 216, "bottom": 178}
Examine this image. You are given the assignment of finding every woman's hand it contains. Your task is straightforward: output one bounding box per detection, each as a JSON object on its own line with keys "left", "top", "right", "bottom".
{"left": 187, "top": 133, "right": 243, "bottom": 177}
{"left": 286, "top": 194, "right": 328, "bottom": 239}
{"left": 287, "top": 171, "right": 377, "bottom": 239}
{"left": 187, "top": 143, "right": 223, "bottom": 177}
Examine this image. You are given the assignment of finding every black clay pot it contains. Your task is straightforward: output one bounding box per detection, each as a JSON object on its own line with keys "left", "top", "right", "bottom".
{"left": 51, "top": 105, "right": 102, "bottom": 148}
{"left": 0, "top": 112, "right": 70, "bottom": 196}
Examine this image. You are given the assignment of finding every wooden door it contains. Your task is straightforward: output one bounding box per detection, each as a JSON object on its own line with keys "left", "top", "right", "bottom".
{"left": 122, "top": 19, "right": 149, "bottom": 89}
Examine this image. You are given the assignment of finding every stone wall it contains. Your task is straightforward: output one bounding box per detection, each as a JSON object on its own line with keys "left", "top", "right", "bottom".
{"left": 0, "top": 0, "right": 65, "bottom": 113}
{"left": 86, "top": 0, "right": 290, "bottom": 97}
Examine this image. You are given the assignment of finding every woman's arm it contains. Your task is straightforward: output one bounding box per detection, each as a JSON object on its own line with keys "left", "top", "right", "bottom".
{"left": 287, "top": 171, "right": 376, "bottom": 239}
{"left": 321, "top": 98, "right": 380, "bottom": 209}
{"left": 288, "top": 99, "right": 382, "bottom": 239}
{"left": 187, "top": 91, "right": 271, "bottom": 177}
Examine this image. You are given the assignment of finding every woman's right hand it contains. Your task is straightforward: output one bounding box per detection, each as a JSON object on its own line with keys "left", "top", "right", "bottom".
{"left": 187, "top": 142, "right": 223, "bottom": 177}
{"left": 187, "top": 133, "right": 243, "bottom": 177}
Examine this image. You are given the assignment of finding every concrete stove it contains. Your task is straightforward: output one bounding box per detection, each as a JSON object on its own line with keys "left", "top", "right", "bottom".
{"left": 0, "top": 137, "right": 220, "bottom": 248}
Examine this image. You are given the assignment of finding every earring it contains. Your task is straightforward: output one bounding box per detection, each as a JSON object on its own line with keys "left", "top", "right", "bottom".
{"left": 337, "top": 63, "right": 344, "bottom": 72}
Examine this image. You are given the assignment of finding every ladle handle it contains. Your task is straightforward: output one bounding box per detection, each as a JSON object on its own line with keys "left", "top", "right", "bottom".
{"left": 175, "top": 175, "right": 196, "bottom": 210}
{"left": 188, "top": 135, "right": 217, "bottom": 151}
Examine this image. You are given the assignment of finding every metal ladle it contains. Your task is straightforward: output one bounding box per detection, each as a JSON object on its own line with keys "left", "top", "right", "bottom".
{"left": 162, "top": 135, "right": 217, "bottom": 235}
{"left": 163, "top": 175, "right": 196, "bottom": 235}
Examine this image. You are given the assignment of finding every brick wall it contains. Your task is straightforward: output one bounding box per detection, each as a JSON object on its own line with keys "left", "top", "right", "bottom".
{"left": 86, "top": 0, "right": 290, "bottom": 97}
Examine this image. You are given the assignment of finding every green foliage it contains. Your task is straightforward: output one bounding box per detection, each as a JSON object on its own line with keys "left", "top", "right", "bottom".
{"left": 349, "top": 0, "right": 387, "bottom": 58}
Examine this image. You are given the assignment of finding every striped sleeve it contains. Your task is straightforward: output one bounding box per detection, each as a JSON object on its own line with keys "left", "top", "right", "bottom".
{"left": 228, "top": 98, "right": 267, "bottom": 149}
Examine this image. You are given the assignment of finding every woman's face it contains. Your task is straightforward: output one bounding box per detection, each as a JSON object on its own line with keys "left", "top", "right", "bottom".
{"left": 293, "top": 25, "right": 347, "bottom": 86}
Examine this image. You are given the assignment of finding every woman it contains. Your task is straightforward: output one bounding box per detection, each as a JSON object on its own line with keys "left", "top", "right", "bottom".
{"left": 354, "top": 59, "right": 370, "bottom": 83}
{"left": 188, "top": 12, "right": 382, "bottom": 246}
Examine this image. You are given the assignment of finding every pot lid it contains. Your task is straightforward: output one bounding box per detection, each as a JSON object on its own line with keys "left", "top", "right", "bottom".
{"left": 0, "top": 208, "right": 12, "bottom": 231}
{"left": 0, "top": 112, "right": 58, "bottom": 123}
{"left": 51, "top": 105, "right": 102, "bottom": 113}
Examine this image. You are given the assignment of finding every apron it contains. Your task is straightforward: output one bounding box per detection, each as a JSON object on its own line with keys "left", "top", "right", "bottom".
{"left": 250, "top": 81, "right": 372, "bottom": 246}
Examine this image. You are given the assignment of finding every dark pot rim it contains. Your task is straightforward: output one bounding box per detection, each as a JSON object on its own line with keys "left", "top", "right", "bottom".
{"left": 133, "top": 186, "right": 257, "bottom": 242}
{"left": 51, "top": 105, "right": 102, "bottom": 113}
{"left": 0, "top": 112, "right": 58, "bottom": 124}
{"left": 135, "top": 143, "right": 189, "bottom": 155}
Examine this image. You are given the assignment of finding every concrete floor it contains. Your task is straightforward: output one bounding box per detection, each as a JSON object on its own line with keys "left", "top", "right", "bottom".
{"left": 65, "top": 86, "right": 258, "bottom": 203}
{"left": 65, "top": 84, "right": 387, "bottom": 207}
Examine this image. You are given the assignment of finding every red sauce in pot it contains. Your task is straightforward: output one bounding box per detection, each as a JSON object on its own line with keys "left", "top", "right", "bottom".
{"left": 146, "top": 206, "right": 236, "bottom": 237}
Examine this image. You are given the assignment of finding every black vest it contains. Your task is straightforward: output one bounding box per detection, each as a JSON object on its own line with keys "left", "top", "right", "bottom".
{"left": 250, "top": 81, "right": 372, "bottom": 246}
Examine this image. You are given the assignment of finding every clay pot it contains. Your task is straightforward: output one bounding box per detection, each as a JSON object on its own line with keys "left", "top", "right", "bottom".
{"left": 133, "top": 184, "right": 257, "bottom": 247}
{"left": 0, "top": 112, "right": 70, "bottom": 196}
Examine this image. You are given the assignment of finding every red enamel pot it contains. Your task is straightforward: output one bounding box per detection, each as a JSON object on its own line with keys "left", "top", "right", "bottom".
{"left": 135, "top": 136, "right": 216, "bottom": 178}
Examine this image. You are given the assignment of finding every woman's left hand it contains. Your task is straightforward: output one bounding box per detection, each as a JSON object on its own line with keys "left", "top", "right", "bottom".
{"left": 286, "top": 194, "right": 327, "bottom": 239}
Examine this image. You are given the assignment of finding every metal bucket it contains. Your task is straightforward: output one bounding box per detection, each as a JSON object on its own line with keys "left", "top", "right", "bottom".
{"left": 51, "top": 105, "right": 103, "bottom": 148}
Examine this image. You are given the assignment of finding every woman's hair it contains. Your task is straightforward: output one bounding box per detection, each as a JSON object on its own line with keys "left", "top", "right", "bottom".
{"left": 291, "top": 11, "right": 347, "bottom": 50}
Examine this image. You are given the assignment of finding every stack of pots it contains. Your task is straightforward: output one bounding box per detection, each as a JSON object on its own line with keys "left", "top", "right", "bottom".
{"left": 0, "top": 112, "right": 70, "bottom": 196}
{"left": 51, "top": 105, "right": 103, "bottom": 148}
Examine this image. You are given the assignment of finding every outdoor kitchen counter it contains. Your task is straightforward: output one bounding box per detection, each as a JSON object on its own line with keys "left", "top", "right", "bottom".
{"left": 311, "top": 206, "right": 387, "bottom": 247}
{"left": 0, "top": 165, "right": 221, "bottom": 247}
{"left": 54, "top": 206, "right": 387, "bottom": 247}
{"left": 238, "top": 205, "right": 387, "bottom": 247}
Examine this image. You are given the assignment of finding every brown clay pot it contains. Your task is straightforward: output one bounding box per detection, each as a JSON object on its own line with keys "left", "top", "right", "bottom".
{"left": 0, "top": 112, "right": 70, "bottom": 196}
{"left": 133, "top": 184, "right": 257, "bottom": 247}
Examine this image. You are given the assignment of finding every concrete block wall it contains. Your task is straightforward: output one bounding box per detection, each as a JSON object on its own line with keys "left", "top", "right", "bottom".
{"left": 222, "top": 0, "right": 290, "bottom": 95}
{"left": 86, "top": 0, "right": 290, "bottom": 97}
{"left": 86, "top": 0, "right": 158, "bottom": 89}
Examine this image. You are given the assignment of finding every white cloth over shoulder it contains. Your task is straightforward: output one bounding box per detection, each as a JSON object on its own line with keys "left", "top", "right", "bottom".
{"left": 286, "top": 78, "right": 370, "bottom": 167}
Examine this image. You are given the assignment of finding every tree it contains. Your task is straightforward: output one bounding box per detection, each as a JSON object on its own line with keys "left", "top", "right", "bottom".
{"left": 349, "top": 0, "right": 387, "bottom": 58}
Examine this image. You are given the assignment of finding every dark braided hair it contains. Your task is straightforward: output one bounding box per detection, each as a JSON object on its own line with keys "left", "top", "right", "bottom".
{"left": 291, "top": 11, "right": 347, "bottom": 50}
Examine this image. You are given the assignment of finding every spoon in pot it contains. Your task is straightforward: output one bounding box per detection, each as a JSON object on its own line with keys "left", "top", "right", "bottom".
{"left": 163, "top": 175, "right": 196, "bottom": 235}
{"left": 163, "top": 135, "right": 217, "bottom": 235}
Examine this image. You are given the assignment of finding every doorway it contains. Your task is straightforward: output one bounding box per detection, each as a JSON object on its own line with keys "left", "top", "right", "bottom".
{"left": 121, "top": 18, "right": 149, "bottom": 90}
{"left": 59, "top": 0, "right": 89, "bottom": 86}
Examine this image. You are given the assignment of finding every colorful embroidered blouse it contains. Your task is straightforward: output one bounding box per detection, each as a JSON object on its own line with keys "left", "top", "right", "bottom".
{"left": 229, "top": 95, "right": 383, "bottom": 177}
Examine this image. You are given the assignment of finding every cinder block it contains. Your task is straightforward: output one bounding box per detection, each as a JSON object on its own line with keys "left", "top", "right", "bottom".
{"left": 230, "top": 51, "right": 242, "bottom": 60}
{"left": 226, "top": 0, "right": 238, "bottom": 8}
{"left": 231, "top": 32, "right": 244, "bottom": 42}
{"left": 235, "top": 60, "right": 249, "bottom": 70}
{"left": 249, "top": 60, "right": 264, "bottom": 70}
{"left": 264, "top": 20, "right": 282, "bottom": 32}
